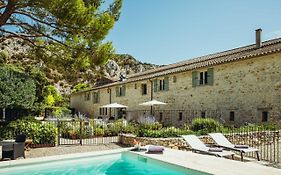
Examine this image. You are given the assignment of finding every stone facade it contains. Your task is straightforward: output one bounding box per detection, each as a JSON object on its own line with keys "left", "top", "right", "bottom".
{"left": 71, "top": 52, "right": 281, "bottom": 126}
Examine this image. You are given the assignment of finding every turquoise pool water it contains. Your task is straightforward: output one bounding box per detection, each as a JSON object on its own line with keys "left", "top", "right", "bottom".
{"left": 0, "top": 152, "right": 211, "bottom": 175}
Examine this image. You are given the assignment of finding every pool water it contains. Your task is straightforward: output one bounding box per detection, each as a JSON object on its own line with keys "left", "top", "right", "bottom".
{"left": 0, "top": 152, "right": 210, "bottom": 175}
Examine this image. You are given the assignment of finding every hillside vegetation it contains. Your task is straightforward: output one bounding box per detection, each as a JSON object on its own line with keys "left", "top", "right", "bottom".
{"left": 0, "top": 39, "right": 159, "bottom": 94}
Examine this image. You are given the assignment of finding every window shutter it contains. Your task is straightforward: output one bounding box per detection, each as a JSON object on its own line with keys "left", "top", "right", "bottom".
{"left": 97, "top": 91, "right": 100, "bottom": 103}
{"left": 207, "top": 68, "right": 214, "bottom": 85}
{"left": 192, "top": 71, "right": 198, "bottom": 87}
{"left": 153, "top": 79, "right": 158, "bottom": 92}
{"left": 116, "top": 86, "right": 119, "bottom": 97}
{"left": 164, "top": 77, "right": 169, "bottom": 91}
{"left": 122, "top": 85, "right": 126, "bottom": 96}
{"left": 92, "top": 92, "right": 95, "bottom": 103}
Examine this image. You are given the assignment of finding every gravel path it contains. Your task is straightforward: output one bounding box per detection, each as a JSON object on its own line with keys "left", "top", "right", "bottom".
{"left": 25, "top": 143, "right": 125, "bottom": 159}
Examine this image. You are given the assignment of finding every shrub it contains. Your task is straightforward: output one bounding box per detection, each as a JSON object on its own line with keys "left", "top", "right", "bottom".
{"left": 139, "top": 122, "right": 163, "bottom": 130}
{"left": 191, "top": 118, "right": 223, "bottom": 134}
{"left": 94, "top": 127, "right": 105, "bottom": 137}
{"left": 105, "top": 119, "right": 137, "bottom": 136}
{"left": 1, "top": 116, "right": 57, "bottom": 144}
{"left": 137, "top": 127, "right": 193, "bottom": 138}
{"left": 0, "top": 51, "right": 8, "bottom": 64}
{"left": 72, "top": 83, "right": 90, "bottom": 93}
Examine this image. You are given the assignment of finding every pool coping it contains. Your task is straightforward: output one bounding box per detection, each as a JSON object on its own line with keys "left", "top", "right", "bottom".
{"left": 0, "top": 147, "right": 130, "bottom": 169}
{"left": 130, "top": 146, "right": 281, "bottom": 175}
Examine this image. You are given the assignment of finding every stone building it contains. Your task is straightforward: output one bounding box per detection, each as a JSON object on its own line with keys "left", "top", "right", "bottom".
{"left": 71, "top": 30, "right": 281, "bottom": 126}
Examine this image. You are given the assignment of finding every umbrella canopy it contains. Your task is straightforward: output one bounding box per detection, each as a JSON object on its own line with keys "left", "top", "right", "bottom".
{"left": 139, "top": 99, "right": 167, "bottom": 106}
{"left": 102, "top": 102, "right": 128, "bottom": 108}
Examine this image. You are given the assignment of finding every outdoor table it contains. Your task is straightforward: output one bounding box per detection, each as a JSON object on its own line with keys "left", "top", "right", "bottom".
{"left": 0, "top": 139, "right": 32, "bottom": 150}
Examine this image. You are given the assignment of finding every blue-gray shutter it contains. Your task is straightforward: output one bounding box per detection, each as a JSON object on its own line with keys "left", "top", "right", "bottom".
{"left": 116, "top": 86, "right": 119, "bottom": 97}
{"left": 164, "top": 77, "right": 169, "bottom": 91}
{"left": 122, "top": 85, "right": 126, "bottom": 96}
{"left": 153, "top": 79, "right": 158, "bottom": 92}
{"left": 207, "top": 68, "right": 214, "bottom": 85}
{"left": 92, "top": 92, "right": 95, "bottom": 103}
{"left": 192, "top": 71, "right": 198, "bottom": 87}
{"left": 97, "top": 91, "right": 100, "bottom": 103}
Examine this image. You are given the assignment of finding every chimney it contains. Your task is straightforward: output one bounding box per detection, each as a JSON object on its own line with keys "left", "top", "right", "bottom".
{"left": 255, "top": 28, "right": 262, "bottom": 48}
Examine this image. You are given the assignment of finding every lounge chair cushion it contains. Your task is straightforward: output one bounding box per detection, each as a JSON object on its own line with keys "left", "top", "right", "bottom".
{"left": 234, "top": 145, "right": 249, "bottom": 149}
{"left": 208, "top": 147, "right": 223, "bottom": 152}
{"left": 148, "top": 145, "right": 164, "bottom": 152}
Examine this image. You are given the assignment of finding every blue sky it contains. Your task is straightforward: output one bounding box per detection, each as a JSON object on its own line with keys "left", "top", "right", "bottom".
{"left": 105, "top": 0, "right": 281, "bottom": 65}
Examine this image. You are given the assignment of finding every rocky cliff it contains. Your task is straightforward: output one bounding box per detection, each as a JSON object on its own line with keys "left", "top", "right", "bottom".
{"left": 0, "top": 39, "right": 160, "bottom": 94}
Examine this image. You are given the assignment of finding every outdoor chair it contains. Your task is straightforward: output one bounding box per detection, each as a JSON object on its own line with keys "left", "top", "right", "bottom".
{"left": 208, "top": 133, "right": 260, "bottom": 161}
{"left": 182, "top": 135, "right": 234, "bottom": 159}
{"left": 2, "top": 134, "right": 26, "bottom": 160}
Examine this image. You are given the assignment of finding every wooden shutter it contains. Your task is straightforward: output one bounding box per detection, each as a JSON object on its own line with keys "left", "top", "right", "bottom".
{"left": 192, "top": 71, "right": 198, "bottom": 87}
{"left": 97, "top": 91, "right": 100, "bottom": 103}
{"left": 153, "top": 79, "right": 158, "bottom": 92}
{"left": 164, "top": 77, "right": 169, "bottom": 91}
{"left": 122, "top": 85, "right": 126, "bottom": 96}
{"left": 93, "top": 92, "right": 95, "bottom": 103}
{"left": 207, "top": 68, "right": 214, "bottom": 85}
{"left": 116, "top": 86, "right": 119, "bottom": 97}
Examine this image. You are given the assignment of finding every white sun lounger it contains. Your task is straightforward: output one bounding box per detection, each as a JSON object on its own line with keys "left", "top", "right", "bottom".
{"left": 182, "top": 135, "right": 234, "bottom": 159}
{"left": 208, "top": 133, "right": 260, "bottom": 161}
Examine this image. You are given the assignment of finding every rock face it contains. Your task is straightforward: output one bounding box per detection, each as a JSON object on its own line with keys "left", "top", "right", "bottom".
{"left": 0, "top": 39, "right": 160, "bottom": 94}
{"left": 104, "top": 54, "right": 160, "bottom": 80}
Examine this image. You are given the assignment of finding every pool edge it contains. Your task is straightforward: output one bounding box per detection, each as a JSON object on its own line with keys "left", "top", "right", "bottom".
{"left": 0, "top": 147, "right": 131, "bottom": 169}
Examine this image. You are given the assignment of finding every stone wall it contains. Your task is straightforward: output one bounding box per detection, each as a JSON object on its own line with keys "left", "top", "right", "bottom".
{"left": 119, "top": 131, "right": 280, "bottom": 150}
{"left": 71, "top": 52, "right": 281, "bottom": 127}
{"left": 119, "top": 134, "right": 190, "bottom": 150}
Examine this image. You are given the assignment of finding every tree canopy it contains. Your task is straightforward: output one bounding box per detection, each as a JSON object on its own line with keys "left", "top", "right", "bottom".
{"left": 0, "top": 65, "right": 36, "bottom": 109}
{"left": 0, "top": 0, "right": 122, "bottom": 65}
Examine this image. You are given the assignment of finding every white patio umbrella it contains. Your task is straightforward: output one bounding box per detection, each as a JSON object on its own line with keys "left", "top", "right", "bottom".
{"left": 101, "top": 103, "right": 128, "bottom": 120}
{"left": 139, "top": 99, "right": 167, "bottom": 106}
{"left": 139, "top": 99, "right": 167, "bottom": 115}
{"left": 102, "top": 102, "right": 128, "bottom": 108}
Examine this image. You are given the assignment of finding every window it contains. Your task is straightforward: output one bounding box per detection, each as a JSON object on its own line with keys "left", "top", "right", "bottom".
{"left": 179, "top": 112, "right": 183, "bottom": 121}
{"left": 141, "top": 84, "right": 147, "bottom": 95}
{"left": 92, "top": 91, "right": 100, "bottom": 104}
{"left": 199, "top": 71, "right": 208, "bottom": 85}
{"left": 134, "top": 84, "right": 137, "bottom": 89}
{"left": 116, "top": 86, "right": 126, "bottom": 97}
{"left": 84, "top": 92, "right": 90, "bottom": 101}
{"left": 229, "top": 111, "right": 235, "bottom": 121}
{"left": 204, "top": 71, "right": 208, "bottom": 84}
{"left": 159, "top": 112, "right": 163, "bottom": 121}
{"left": 192, "top": 68, "right": 214, "bottom": 87}
{"left": 173, "top": 76, "right": 177, "bottom": 83}
{"left": 262, "top": 111, "right": 268, "bottom": 122}
{"left": 99, "top": 108, "right": 108, "bottom": 115}
{"left": 199, "top": 72, "right": 204, "bottom": 85}
{"left": 153, "top": 77, "right": 169, "bottom": 92}
{"left": 201, "top": 111, "right": 206, "bottom": 118}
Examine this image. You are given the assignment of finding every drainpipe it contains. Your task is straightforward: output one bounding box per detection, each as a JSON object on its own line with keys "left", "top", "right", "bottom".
{"left": 108, "top": 88, "right": 112, "bottom": 117}
{"left": 149, "top": 79, "right": 153, "bottom": 115}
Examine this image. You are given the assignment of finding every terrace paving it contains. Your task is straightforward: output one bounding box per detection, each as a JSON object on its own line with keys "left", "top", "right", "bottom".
{"left": 25, "top": 143, "right": 123, "bottom": 158}
{"left": 133, "top": 147, "right": 281, "bottom": 175}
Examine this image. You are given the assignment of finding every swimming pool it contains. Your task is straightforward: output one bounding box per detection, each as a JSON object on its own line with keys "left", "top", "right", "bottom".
{"left": 0, "top": 151, "right": 211, "bottom": 175}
